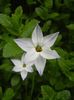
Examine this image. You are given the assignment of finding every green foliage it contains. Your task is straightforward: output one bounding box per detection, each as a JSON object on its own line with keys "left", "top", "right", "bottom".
{"left": 11, "top": 6, "right": 23, "bottom": 29}
{"left": 41, "top": 85, "right": 55, "bottom": 100}
{"left": 35, "top": 7, "right": 48, "bottom": 20}
{"left": 42, "top": 20, "right": 52, "bottom": 33}
{"left": 0, "top": 0, "right": 11, "bottom": 14}
{"left": 66, "top": 24, "right": 74, "bottom": 30}
{"left": 3, "top": 40, "right": 23, "bottom": 58}
{"left": 39, "top": 85, "right": 71, "bottom": 100}
{"left": 11, "top": 76, "right": 20, "bottom": 87}
{"left": 0, "top": 0, "right": 74, "bottom": 100}
{"left": 56, "top": 90, "right": 70, "bottom": 100}
{"left": 0, "top": 14, "right": 12, "bottom": 29}
{"left": 0, "top": 6, "right": 23, "bottom": 36}
{"left": 58, "top": 58, "right": 74, "bottom": 81}
{"left": 2, "top": 88, "right": 15, "bottom": 100}
{"left": 0, "top": 60, "right": 13, "bottom": 71}
{"left": 21, "top": 19, "right": 39, "bottom": 37}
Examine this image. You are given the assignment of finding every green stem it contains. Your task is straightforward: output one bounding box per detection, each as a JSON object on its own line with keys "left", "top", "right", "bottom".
{"left": 25, "top": 78, "right": 28, "bottom": 98}
{"left": 30, "top": 72, "right": 35, "bottom": 99}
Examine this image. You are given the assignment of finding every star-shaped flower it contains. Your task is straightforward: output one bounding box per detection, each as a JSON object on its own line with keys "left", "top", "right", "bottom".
{"left": 11, "top": 53, "right": 33, "bottom": 80}
{"left": 14, "top": 24, "right": 60, "bottom": 76}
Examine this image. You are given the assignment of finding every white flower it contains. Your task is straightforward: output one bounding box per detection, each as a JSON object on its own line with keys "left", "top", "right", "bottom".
{"left": 14, "top": 24, "right": 60, "bottom": 76}
{"left": 11, "top": 53, "right": 33, "bottom": 80}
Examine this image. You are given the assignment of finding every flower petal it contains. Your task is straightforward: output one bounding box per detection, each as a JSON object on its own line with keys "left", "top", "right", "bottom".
{"left": 14, "top": 38, "right": 33, "bottom": 52}
{"left": 32, "top": 24, "right": 43, "bottom": 46}
{"left": 21, "top": 71, "right": 27, "bottom": 80}
{"left": 34, "top": 56, "right": 46, "bottom": 76}
{"left": 11, "top": 59, "right": 21, "bottom": 66}
{"left": 25, "top": 48, "right": 39, "bottom": 63}
{"left": 25, "top": 66, "right": 33, "bottom": 72}
{"left": 12, "top": 66, "right": 22, "bottom": 72}
{"left": 21, "top": 53, "right": 26, "bottom": 63}
{"left": 41, "top": 48, "right": 60, "bottom": 59}
{"left": 43, "top": 32, "right": 59, "bottom": 47}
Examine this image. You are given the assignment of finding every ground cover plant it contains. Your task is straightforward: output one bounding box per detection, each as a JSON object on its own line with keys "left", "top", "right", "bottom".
{"left": 0, "top": 0, "right": 74, "bottom": 100}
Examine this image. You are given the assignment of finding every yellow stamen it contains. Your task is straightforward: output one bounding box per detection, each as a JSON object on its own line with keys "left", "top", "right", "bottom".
{"left": 36, "top": 45, "right": 42, "bottom": 52}
{"left": 23, "top": 64, "right": 26, "bottom": 68}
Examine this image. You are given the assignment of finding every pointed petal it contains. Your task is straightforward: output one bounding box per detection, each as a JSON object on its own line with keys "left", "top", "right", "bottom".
{"left": 25, "top": 66, "right": 33, "bottom": 72}
{"left": 14, "top": 38, "right": 33, "bottom": 52}
{"left": 43, "top": 32, "right": 59, "bottom": 47}
{"left": 11, "top": 59, "right": 21, "bottom": 66}
{"left": 12, "top": 66, "right": 22, "bottom": 72}
{"left": 21, "top": 53, "right": 26, "bottom": 63}
{"left": 25, "top": 48, "right": 39, "bottom": 63}
{"left": 32, "top": 24, "right": 43, "bottom": 46}
{"left": 34, "top": 56, "right": 46, "bottom": 76}
{"left": 21, "top": 71, "right": 27, "bottom": 80}
{"left": 41, "top": 48, "right": 60, "bottom": 59}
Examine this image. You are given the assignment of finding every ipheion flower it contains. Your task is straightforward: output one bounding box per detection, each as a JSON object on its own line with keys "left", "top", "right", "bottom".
{"left": 11, "top": 53, "right": 33, "bottom": 80}
{"left": 14, "top": 24, "right": 60, "bottom": 76}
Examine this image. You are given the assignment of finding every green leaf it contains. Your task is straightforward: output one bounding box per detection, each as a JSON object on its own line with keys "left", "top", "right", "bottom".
{"left": 42, "top": 20, "right": 52, "bottom": 32}
{"left": 0, "top": 34, "right": 14, "bottom": 42}
{"left": 0, "top": 6, "right": 23, "bottom": 36}
{"left": 55, "top": 76, "right": 74, "bottom": 90}
{"left": 21, "top": 19, "right": 39, "bottom": 37}
{"left": 0, "top": 14, "right": 12, "bottom": 27}
{"left": 0, "top": 41, "right": 5, "bottom": 50}
{"left": 41, "top": 85, "right": 55, "bottom": 99}
{"left": 35, "top": 7, "right": 48, "bottom": 20}
{"left": 40, "top": 85, "right": 71, "bottom": 100}
{"left": 54, "top": 48, "right": 69, "bottom": 59}
{"left": 11, "top": 6, "right": 23, "bottom": 29}
{"left": 48, "top": 12, "right": 59, "bottom": 19}
{"left": 44, "top": 0, "right": 53, "bottom": 9}
{"left": 56, "top": 90, "right": 71, "bottom": 100}
{"left": 66, "top": 24, "right": 74, "bottom": 30}
{"left": 47, "top": 60, "right": 61, "bottom": 86}
{"left": 2, "top": 88, "right": 15, "bottom": 100}
{"left": 0, "top": 14, "right": 17, "bottom": 35}
{"left": 58, "top": 58, "right": 74, "bottom": 81}
{"left": 11, "top": 76, "right": 20, "bottom": 86}
{"left": 0, "top": 0, "right": 11, "bottom": 14}
{"left": 3, "top": 40, "right": 23, "bottom": 58}
{"left": 3, "top": 4, "right": 11, "bottom": 14}
{"left": 14, "top": 6, "right": 23, "bottom": 16}
{"left": 0, "top": 61, "right": 13, "bottom": 71}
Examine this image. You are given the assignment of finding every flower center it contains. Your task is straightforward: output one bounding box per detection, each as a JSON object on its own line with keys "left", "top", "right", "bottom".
{"left": 36, "top": 45, "right": 42, "bottom": 52}
{"left": 23, "top": 64, "right": 26, "bottom": 68}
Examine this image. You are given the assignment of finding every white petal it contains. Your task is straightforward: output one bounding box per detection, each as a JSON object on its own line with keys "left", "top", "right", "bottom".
{"left": 12, "top": 66, "right": 22, "bottom": 72}
{"left": 25, "top": 66, "right": 33, "bottom": 72}
{"left": 41, "top": 48, "right": 60, "bottom": 59}
{"left": 21, "top": 53, "right": 26, "bottom": 63}
{"left": 43, "top": 32, "right": 59, "bottom": 47}
{"left": 25, "top": 48, "right": 39, "bottom": 63}
{"left": 14, "top": 38, "right": 33, "bottom": 52}
{"left": 34, "top": 56, "right": 46, "bottom": 76}
{"left": 11, "top": 59, "right": 21, "bottom": 66}
{"left": 21, "top": 71, "right": 27, "bottom": 80}
{"left": 32, "top": 24, "right": 43, "bottom": 46}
